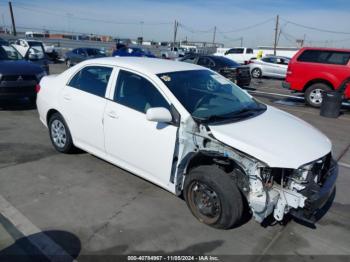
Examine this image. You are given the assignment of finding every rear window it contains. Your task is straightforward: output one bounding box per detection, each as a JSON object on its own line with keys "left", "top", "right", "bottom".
{"left": 297, "top": 50, "right": 350, "bottom": 65}
{"left": 227, "top": 48, "right": 244, "bottom": 54}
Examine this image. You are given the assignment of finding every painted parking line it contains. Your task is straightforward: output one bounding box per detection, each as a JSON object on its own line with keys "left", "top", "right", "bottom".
{"left": 0, "top": 194, "right": 77, "bottom": 262}
{"left": 249, "top": 90, "right": 350, "bottom": 107}
{"left": 339, "top": 162, "right": 350, "bottom": 169}
{"left": 248, "top": 90, "right": 304, "bottom": 99}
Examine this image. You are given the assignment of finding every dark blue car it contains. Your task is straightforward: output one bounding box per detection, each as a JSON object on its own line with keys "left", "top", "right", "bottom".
{"left": 112, "top": 47, "right": 156, "bottom": 58}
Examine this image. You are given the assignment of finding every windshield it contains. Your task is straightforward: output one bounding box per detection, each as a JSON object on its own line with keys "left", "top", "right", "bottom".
{"left": 157, "top": 70, "right": 266, "bottom": 123}
{"left": 0, "top": 45, "right": 23, "bottom": 60}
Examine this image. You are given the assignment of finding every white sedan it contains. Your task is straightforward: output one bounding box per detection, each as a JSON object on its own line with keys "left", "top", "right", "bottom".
{"left": 37, "top": 57, "right": 337, "bottom": 229}
{"left": 250, "top": 56, "right": 290, "bottom": 79}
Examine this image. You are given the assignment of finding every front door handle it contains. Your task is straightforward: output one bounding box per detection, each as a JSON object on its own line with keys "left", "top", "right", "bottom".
{"left": 107, "top": 111, "right": 118, "bottom": 119}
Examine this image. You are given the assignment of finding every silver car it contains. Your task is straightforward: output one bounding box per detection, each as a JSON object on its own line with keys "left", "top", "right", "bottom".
{"left": 250, "top": 56, "right": 290, "bottom": 79}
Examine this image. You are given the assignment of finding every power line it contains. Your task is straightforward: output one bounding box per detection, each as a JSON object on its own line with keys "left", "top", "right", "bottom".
{"left": 281, "top": 18, "right": 350, "bottom": 35}
{"left": 216, "top": 30, "right": 242, "bottom": 42}
{"left": 11, "top": 4, "right": 173, "bottom": 26}
{"left": 178, "top": 23, "right": 214, "bottom": 34}
{"left": 219, "top": 18, "right": 274, "bottom": 33}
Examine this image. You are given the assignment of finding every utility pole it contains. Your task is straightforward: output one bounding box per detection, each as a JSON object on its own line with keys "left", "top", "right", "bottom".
{"left": 173, "top": 20, "right": 178, "bottom": 47}
{"left": 273, "top": 14, "right": 279, "bottom": 56}
{"left": 8, "top": 1, "right": 16, "bottom": 36}
{"left": 212, "top": 26, "right": 216, "bottom": 44}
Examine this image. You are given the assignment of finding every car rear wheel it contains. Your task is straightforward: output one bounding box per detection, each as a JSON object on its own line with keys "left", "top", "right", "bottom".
{"left": 184, "top": 165, "right": 244, "bottom": 229}
{"left": 305, "top": 83, "right": 331, "bottom": 107}
{"left": 48, "top": 113, "right": 75, "bottom": 153}
{"left": 251, "top": 68, "right": 262, "bottom": 78}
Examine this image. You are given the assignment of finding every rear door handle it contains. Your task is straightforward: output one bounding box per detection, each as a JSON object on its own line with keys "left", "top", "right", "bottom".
{"left": 107, "top": 111, "right": 118, "bottom": 119}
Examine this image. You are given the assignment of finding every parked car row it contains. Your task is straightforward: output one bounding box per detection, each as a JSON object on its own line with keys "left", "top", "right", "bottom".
{"left": 180, "top": 54, "right": 251, "bottom": 87}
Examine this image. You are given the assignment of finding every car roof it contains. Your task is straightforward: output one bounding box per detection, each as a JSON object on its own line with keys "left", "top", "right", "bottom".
{"left": 300, "top": 46, "right": 350, "bottom": 52}
{"left": 84, "top": 57, "right": 205, "bottom": 74}
{"left": 263, "top": 55, "right": 290, "bottom": 59}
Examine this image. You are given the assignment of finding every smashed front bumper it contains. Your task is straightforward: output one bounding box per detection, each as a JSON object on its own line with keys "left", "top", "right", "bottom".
{"left": 290, "top": 160, "right": 338, "bottom": 224}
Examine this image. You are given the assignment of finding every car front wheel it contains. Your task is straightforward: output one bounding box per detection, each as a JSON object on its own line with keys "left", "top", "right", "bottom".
{"left": 48, "top": 113, "right": 75, "bottom": 153}
{"left": 305, "top": 83, "right": 331, "bottom": 107}
{"left": 184, "top": 165, "right": 244, "bottom": 229}
{"left": 251, "top": 68, "right": 262, "bottom": 78}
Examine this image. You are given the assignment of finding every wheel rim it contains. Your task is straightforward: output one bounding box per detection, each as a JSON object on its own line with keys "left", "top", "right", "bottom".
{"left": 188, "top": 181, "right": 221, "bottom": 224}
{"left": 252, "top": 69, "right": 261, "bottom": 78}
{"left": 51, "top": 119, "right": 67, "bottom": 148}
{"left": 309, "top": 88, "right": 323, "bottom": 105}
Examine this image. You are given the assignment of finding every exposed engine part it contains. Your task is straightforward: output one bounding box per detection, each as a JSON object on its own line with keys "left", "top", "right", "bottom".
{"left": 174, "top": 119, "right": 333, "bottom": 224}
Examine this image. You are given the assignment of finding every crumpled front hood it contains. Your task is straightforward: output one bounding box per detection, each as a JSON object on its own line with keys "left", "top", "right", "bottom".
{"left": 209, "top": 106, "right": 332, "bottom": 169}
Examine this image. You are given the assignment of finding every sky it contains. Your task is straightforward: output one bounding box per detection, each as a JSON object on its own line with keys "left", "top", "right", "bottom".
{"left": 0, "top": 0, "right": 350, "bottom": 48}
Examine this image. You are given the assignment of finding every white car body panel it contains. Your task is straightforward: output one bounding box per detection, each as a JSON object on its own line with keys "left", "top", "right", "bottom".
{"left": 209, "top": 106, "right": 331, "bottom": 169}
{"left": 214, "top": 47, "right": 256, "bottom": 64}
{"left": 104, "top": 100, "right": 178, "bottom": 189}
{"left": 37, "top": 57, "right": 334, "bottom": 224}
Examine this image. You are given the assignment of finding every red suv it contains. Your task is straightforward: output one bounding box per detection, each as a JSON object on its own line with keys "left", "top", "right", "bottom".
{"left": 283, "top": 47, "right": 350, "bottom": 107}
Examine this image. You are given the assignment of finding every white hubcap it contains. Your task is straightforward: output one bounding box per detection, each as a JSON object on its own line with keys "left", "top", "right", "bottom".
{"left": 310, "top": 89, "right": 323, "bottom": 104}
{"left": 51, "top": 120, "right": 67, "bottom": 148}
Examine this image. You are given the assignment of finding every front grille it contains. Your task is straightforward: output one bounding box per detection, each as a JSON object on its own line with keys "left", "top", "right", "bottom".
{"left": 1, "top": 75, "right": 37, "bottom": 81}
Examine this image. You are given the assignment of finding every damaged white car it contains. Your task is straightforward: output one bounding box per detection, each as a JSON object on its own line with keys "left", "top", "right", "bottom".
{"left": 37, "top": 57, "right": 338, "bottom": 229}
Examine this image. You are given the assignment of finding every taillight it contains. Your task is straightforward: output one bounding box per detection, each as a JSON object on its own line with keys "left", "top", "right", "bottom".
{"left": 35, "top": 84, "right": 41, "bottom": 93}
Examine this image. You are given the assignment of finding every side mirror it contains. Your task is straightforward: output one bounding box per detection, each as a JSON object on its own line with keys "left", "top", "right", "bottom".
{"left": 146, "top": 107, "right": 172, "bottom": 123}
{"left": 28, "top": 53, "right": 39, "bottom": 61}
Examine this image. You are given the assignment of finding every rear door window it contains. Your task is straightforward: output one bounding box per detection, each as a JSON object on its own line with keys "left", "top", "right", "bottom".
{"left": 227, "top": 48, "right": 244, "bottom": 54}
{"left": 297, "top": 50, "right": 350, "bottom": 65}
{"left": 262, "top": 57, "right": 273, "bottom": 63}
{"left": 68, "top": 66, "right": 113, "bottom": 97}
{"left": 197, "top": 57, "right": 210, "bottom": 67}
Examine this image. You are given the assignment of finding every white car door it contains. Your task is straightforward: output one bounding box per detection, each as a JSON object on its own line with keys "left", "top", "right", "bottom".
{"left": 61, "top": 65, "right": 114, "bottom": 153}
{"left": 261, "top": 57, "right": 279, "bottom": 76}
{"left": 103, "top": 69, "right": 178, "bottom": 188}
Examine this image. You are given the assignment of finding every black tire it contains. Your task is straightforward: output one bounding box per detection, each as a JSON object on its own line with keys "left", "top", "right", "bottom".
{"left": 48, "top": 113, "right": 75, "bottom": 153}
{"left": 251, "top": 68, "right": 262, "bottom": 78}
{"left": 184, "top": 165, "right": 244, "bottom": 229}
{"left": 305, "top": 83, "right": 331, "bottom": 108}
{"left": 66, "top": 59, "right": 72, "bottom": 68}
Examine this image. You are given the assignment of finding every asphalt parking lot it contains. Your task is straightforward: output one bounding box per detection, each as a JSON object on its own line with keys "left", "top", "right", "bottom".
{"left": 0, "top": 63, "right": 350, "bottom": 261}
